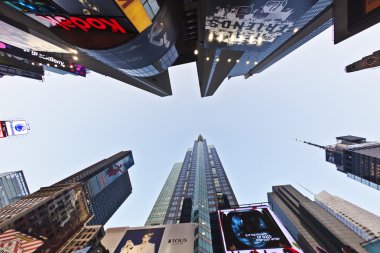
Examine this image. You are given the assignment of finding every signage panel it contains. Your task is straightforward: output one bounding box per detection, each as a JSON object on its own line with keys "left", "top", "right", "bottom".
{"left": 219, "top": 205, "right": 303, "bottom": 253}
{"left": 114, "top": 0, "right": 152, "bottom": 33}
{"left": 5, "top": 121, "right": 28, "bottom": 136}
{"left": 205, "top": 0, "right": 318, "bottom": 49}
{"left": 0, "top": 20, "right": 68, "bottom": 52}
{"left": 366, "top": 0, "right": 380, "bottom": 14}
{"left": 0, "top": 229, "right": 44, "bottom": 253}
{"left": 0, "top": 0, "right": 64, "bottom": 14}
{"left": 105, "top": 224, "right": 195, "bottom": 253}
{"left": 0, "top": 122, "right": 7, "bottom": 138}
{"left": 86, "top": 153, "right": 134, "bottom": 197}
{"left": 0, "top": 63, "right": 43, "bottom": 80}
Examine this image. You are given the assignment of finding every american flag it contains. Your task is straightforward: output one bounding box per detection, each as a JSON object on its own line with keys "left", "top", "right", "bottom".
{"left": 0, "top": 230, "right": 44, "bottom": 253}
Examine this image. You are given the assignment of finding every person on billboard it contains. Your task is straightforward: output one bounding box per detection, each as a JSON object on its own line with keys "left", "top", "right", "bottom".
{"left": 121, "top": 233, "right": 155, "bottom": 253}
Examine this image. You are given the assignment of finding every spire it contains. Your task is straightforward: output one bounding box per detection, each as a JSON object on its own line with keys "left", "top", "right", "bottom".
{"left": 198, "top": 134, "right": 204, "bottom": 142}
{"left": 295, "top": 138, "right": 326, "bottom": 150}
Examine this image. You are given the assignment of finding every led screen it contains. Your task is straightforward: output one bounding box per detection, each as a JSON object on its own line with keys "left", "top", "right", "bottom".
{"left": 86, "top": 153, "right": 134, "bottom": 197}
{"left": 205, "top": 0, "right": 318, "bottom": 49}
{"left": 219, "top": 205, "right": 303, "bottom": 253}
{"left": 0, "top": 0, "right": 64, "bottom": 14}
{"left": 51, "top": 0, "right": 124, "bottom": 16}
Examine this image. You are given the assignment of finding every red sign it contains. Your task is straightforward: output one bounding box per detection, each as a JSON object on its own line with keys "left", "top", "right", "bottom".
{"left": 366, "top": 0, "right": 380, "bottom": 13}
{"left": 37, "top": 15, "right": 128, "bottom": 33}
{"left": 0, "top": 230, "right": 44, "bottom": 253}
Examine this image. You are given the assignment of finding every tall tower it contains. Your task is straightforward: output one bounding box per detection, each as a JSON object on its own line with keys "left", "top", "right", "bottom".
{"left": 145, "top": 135, "right": 238, "bottom": 253}
{"left": 0, "top": 171, "right": 29, "bottom": 208}
{"left": 55, "top": 151, "right": 135, "bottom": 225}
{"left": 298, "top": 135, "right": 380, "bottom": 191}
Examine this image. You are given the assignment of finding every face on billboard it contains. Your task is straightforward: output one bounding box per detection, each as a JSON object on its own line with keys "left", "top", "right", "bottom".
{"left": 5, "top": 121, "right": 28, "bottom": 136}
{"left": 86, "top": 154, "right": 134, "bottom": 197}
{"left": 205, "top": 0, "right": 318, "bottom": 49}
{"left": 219, "top": 205, "right": 303, "bottom": 253}
{"left": 115, "top": 227, "right": 165, "bottom": 253}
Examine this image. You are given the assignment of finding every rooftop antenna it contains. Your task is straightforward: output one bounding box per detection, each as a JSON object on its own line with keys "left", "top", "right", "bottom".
{"left": 294, "top": 138, "right": 326, "bottom": 150}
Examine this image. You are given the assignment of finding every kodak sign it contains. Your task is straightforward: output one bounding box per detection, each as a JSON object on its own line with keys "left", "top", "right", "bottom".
{"left": 114, "top": 0, "right": 152, "bottom": 33}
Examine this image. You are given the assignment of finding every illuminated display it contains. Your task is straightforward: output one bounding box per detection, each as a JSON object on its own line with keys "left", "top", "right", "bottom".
{"left": 114, "top": 0, "right": 152, "bottom": 33}
{"left": 205, "top": 0, "right": 317, "bottom": 49}
{"left": 219, "top": 205, "right": 303, "bottom": 253}
{"left": 0, "top": 0, "right": 64, "bottom": 14}
{"left": 86, "top": 153, "right": 134, "bottom": 197}
{"left": 365, "top": 0, "right": 380, "bottom": 14}
{"left": 51, "top": 0, "right": 124, "bottom": 16}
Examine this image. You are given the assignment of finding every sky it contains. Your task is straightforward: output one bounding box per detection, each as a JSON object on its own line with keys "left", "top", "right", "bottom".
{"left": 0, "top": 24, "right": 380, "bottom": 229}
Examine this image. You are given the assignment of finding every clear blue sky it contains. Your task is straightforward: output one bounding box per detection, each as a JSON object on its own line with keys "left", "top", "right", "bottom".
{"left": 0, "top": 25, "right": 379, "bottom": 229}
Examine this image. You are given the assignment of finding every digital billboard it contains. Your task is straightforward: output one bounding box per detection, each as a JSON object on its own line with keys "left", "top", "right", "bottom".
{"left": 103, "top": 223, "right": 196, "bottom": 253}
{"left": 5, "top": 120, "right": 29, "bottom": 136}
{"left": 1, "top": 0, "right": 64, "bottom": 14}
{"left": 205, "top": 0, "right": 318, "bottom": 49}
{"left": 0, "top": 229, "right": 44, "bottom": 253}
{"left": 219, "top": 205, "right": 303, "bottom": 253}
{"left": 86, "top": 153, "right": 134, "bottom": 197}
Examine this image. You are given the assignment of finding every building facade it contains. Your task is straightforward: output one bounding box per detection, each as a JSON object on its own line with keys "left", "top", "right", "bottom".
{"left": 0, "top": 183, "right": 91, "bottom": 253}
{"left": 301, "top": 135, "right": 380, "bottom": 190}
{"left": 146, "top": 135, "right": 237, "bottom": 253}
{"left": 315, "top": 190, "right": 380, "bottom": 242}
{"left": 268, "top": 185, "right": 367, "bottom": 253}
{"left": 55, "top": 151, "right": 135, "bottom": 225}
{"left": 0, "top": 171, "right": 29, "bottom": 208}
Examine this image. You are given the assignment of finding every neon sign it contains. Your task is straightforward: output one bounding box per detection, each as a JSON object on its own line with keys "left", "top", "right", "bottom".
{"left": 37, "top": 15, "right": 128, "bottom": 33}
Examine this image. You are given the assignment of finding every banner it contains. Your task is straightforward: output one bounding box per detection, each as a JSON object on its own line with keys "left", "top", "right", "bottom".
{"left": 5, "top": 121, "right": 29, "bottom": 136}
{"left": 0, "top": 230, "right": 44, "bottom": 253}
{"left": 205, "top": 0, "right": 318, "bottom": 49}
{"left": 219, "top": 205, "right": 303, "bottom": 253}
{"left": 86, "top": 153, "right": 134, "bottom": 197}
{"left": 103, "top": 223, "right": 196, "bottom": 253}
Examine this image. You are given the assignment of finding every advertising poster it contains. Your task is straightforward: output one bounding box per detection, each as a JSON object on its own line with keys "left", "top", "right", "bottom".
{"left": 86, "top": 153, "right": 134, "bottom": 197}
{"left": 106, "top": 223, "right": 195, "bottom": 253}
{"left": 205, "top": 0, "right": 318, "bottom": 49}
{"left": 51, "top": 0, "right": 124, "bottom": 16}
{"left": 0, "top": 121, "right": 7, "bottom": 138}
{"left": 219, "top": 205, "right": 303, "bottom": 253}
{"left": 0, "top": 229, "right": 44, "bottom": 253}
{"left": 4, "top": 121, "right": 29, "bottom": 136}
{"left": 0, "top": 0, "right": 64, "bottom": 14}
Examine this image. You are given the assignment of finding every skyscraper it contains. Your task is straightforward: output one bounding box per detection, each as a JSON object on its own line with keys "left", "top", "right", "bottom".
{"left": 315, "top": 191, "right": 380, "bottom": 242}
{"left": 268, "top": 185, "right": 367, "bottom": 253}
{"left": 298, "top": 135, "right": 380, "bottom": 190}
{"left": 146, "top": 135, "right": 237, "bottom": 253}
{"left": 0, "top": 171, "right": 29, "bottom": 208}
{"left": 55, "top": 151, "right": 135, "bottom": 225}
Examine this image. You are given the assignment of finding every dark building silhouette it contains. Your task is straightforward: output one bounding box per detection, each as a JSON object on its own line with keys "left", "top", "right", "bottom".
{"left": 298, "top": 135, "right": 380, "bottom": 191}
{"left": 146, "top": 135, "right": 237, "bottom": 253}
{"left": 55, "top": 151, "right": 135, "bottom": 225}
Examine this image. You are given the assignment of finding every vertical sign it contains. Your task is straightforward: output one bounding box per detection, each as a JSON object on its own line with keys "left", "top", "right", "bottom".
{"left": 114, "top": 0, "right": 152, "bottom": 32}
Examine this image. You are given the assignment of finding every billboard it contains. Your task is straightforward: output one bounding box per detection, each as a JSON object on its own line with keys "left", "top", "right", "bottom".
{"left": 1, "top": 0, "right": 64, "bottom": 14}
{"left": 86, "top": 153, "right": 134, "bottom": 197}
{"left": 5, "top": 121, "right": 29, "bottom": 136}
{"left": 103, "top": 223, "right": 196, "bottom": 253}
{"left": 219, "top": 205, "right": 303, "bottom": 253}
{"left": 205, "top": 0, "right": 318, "bottom": 49}
{"left": 0, "top": 229, "right": 44, "bottom": 253}
{"left": 334, "top": 0, "right": 380, "bottom": 44}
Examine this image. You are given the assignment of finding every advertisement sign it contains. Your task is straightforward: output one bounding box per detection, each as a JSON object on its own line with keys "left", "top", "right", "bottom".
{"left": 0, "top": 20, "right": 68, "bottom": 53}
{"left": 219, "top": 205, "right": 303, "bottom": 253}
{"left": 86, "top": 153, "right": 134, "bottom": 197}
{"left": 114, "top": 0, "right": 152, "bottom": 33}
{"left": 0, "top": 122, "right": 7, "bottom": 138}
{"left": 205, "top": 0, "right": 318, "bottom": 48}
{"left": 0, "top": 229, "right": 44, "bottom": 253}
{"left": 366, "top": 0, "right": 380, "bottom": 14}
{"left": 0, "top": 63, "right": 43, "bottom": 80}
{"left": 1, "top": 0, "right": 64, "bottom": 14}
{"left": 104, "top": 223, "right": 195, "bottom": 253}
{"left": 5, "top": 121, "right": 29, "bottom": 136}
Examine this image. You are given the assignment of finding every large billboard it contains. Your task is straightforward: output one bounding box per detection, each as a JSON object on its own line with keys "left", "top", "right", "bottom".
{"left": 102, "top": 223, "right": 196, "bottom": 253}
{"left": 0, "top": 120, "right": 29, "bottom": 138}
{"left": 219, "top": 205, "right": 303, "bottom": 253}
{"left": 86, "top": 152, "right": 134, "bottom": 197}
{"left": 334, "top": 0, "right": 380, "bottom": 44}
{"left": 0, "top": 229, "right": 44, "bottom": 253}
{"left": 205, "top": 0, "right": 318, "bottom": 49}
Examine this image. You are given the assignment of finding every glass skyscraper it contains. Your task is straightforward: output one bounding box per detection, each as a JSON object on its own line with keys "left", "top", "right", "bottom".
{"left": 146, "top": 135, "right": 237, "bottom": 253}
{"left": 55, "top": 151, "right": 135, "bottom": 226}
{"left": 0, "top": 171, "right": 29, "bottom": 208}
